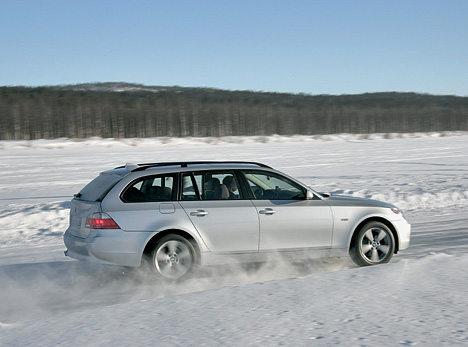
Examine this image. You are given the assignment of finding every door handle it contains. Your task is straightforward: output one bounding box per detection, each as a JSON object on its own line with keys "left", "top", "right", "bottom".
{"left": 259, "top": 208, "right": 276, "bottom": 215}
{"left": 190, "top": 210, "right": 208, "bottom": 217}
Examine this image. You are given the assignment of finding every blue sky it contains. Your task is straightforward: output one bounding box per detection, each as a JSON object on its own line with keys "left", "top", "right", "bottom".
{"left": 1, "top": 0, "right": 467, "bottom": 95}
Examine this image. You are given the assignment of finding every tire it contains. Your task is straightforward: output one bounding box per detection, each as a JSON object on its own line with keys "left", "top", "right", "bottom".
{"left": 150, "top": 234, "right": 196, "bottom": 280}
{"left": 350, "top": 222, "right": 395, "bottom": 266}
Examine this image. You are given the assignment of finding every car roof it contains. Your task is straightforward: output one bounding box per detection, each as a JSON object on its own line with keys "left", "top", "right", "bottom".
{"left": 114, "top": 161, "right": 273, "bottom": 173}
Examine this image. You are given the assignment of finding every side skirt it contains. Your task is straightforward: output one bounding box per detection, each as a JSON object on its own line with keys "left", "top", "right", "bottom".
{"left": 200, "top": 248, "right": 331, "bottom": 266}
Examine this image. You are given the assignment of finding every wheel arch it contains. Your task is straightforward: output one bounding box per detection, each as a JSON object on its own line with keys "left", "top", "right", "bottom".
{"left": 349, "top": 217, "right": 400, "bottom": 254}
{"left": 142, "top": 229, "right": 201, "bottom": 265}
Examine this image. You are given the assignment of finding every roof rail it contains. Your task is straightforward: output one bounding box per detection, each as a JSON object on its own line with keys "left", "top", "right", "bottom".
{"left": 114, "top": 161, "right": 272, "bottom": 171}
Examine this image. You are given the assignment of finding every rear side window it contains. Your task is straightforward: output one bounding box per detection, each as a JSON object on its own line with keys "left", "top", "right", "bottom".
{"left": 121, "top": 174, "right": 176, "bottom": 202}
{"left": 181, "top": 171, "right": 243, "bottom": 200}
{"left": 77, "top": 172, "right": 123, "bottom": 202}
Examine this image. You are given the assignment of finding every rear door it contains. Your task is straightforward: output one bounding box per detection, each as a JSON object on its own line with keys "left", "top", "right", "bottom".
{"left": 179, "top": 171, "right": 259, "bottom": 254}
{"left": 101, "top": 173, "right": 191, "bottom": 233}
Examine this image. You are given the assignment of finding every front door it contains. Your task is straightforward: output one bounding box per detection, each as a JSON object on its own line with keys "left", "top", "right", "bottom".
{"left": 241, "top": 170, "right": 333, "bottom": 252}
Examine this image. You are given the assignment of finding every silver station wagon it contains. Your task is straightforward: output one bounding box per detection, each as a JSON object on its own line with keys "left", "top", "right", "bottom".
{"left": 64, "top": 161, "right": 411, "bottom": 280}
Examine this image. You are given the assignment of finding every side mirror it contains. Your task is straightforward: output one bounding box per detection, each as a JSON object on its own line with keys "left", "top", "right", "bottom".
{"left": 306, "top": 190, "right": 315, "bottom": 200}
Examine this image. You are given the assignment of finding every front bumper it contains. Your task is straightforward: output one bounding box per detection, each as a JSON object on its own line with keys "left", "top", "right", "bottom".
{"left": 393, "top": 218, "right": 411, "bottom": 251}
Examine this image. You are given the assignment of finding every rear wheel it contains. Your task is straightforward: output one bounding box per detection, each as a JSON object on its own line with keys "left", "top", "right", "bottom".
{"left": 151, "top": 234, "right": 196, "bottom": 280}
{"left": 350, "top": 222, "right": 395, "bottom": 266}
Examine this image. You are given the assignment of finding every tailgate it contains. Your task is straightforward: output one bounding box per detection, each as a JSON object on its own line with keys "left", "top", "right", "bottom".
{"left": 68, "top": 199, "right": 101, "bottom": 239}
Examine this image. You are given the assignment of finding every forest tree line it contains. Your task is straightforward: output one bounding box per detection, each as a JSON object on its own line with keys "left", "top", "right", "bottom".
{"left": 1, "top": 83, "right": 467, "bottom": 140}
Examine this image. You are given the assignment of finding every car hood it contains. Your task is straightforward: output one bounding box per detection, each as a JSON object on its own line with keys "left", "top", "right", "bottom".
{"left": 319, "top": 193, "right": 396, "bottom": 209}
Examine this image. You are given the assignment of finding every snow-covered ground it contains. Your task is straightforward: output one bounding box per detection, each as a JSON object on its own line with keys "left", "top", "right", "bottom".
{"left": 1, "top": 132, "right": 468, "bottom": 345}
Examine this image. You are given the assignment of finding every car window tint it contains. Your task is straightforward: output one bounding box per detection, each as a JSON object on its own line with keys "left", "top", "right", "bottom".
{"left": 121, "top": 174, "right": 175, "bottom": 202}
{"left": 191, "top": 171, "right": 243, "bottom": 200}
{"left": 243, "top": 171, "right": 305, "bottom": 200}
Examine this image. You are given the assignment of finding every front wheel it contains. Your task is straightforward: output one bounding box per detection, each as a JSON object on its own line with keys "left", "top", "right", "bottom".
{"left": 150, "top": 234, "right": 196, "bottom": 280}
{"left": 350, "top": 222, "right": 395, "bottom": 266}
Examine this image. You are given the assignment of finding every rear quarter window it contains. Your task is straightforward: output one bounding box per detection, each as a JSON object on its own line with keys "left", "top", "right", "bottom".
{"left": 121, "top": 174, "right": 176, "bottom": 202}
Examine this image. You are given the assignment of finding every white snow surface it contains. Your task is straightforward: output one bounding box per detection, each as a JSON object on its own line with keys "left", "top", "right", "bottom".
{"left": 1, "top": 132, "right": 468, "bottom": 346}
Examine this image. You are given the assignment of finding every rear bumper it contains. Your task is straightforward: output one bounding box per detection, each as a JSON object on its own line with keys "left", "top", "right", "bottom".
{"left": 64, "top": 229, "right": 153, "bottom": 267}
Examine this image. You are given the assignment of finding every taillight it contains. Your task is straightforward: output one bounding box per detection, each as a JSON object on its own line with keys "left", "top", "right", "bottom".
{"left": 85, "top": 213, "right": 120, "bottom": 229}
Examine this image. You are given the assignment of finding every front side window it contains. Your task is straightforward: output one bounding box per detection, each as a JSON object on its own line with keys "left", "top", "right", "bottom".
{"left": 182, "top": 171, "right": 243, "bottom": 200}
{"left": 121, "top": 174, "right": 176, "bottom": 202}
{"left": 243, "top": 171, "right": 306, "bottom": 200}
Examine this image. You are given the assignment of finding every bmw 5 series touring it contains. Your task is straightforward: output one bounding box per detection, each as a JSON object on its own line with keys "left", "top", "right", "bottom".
{"left": 64, "top": 161, "right": 411, "bottom": 280}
